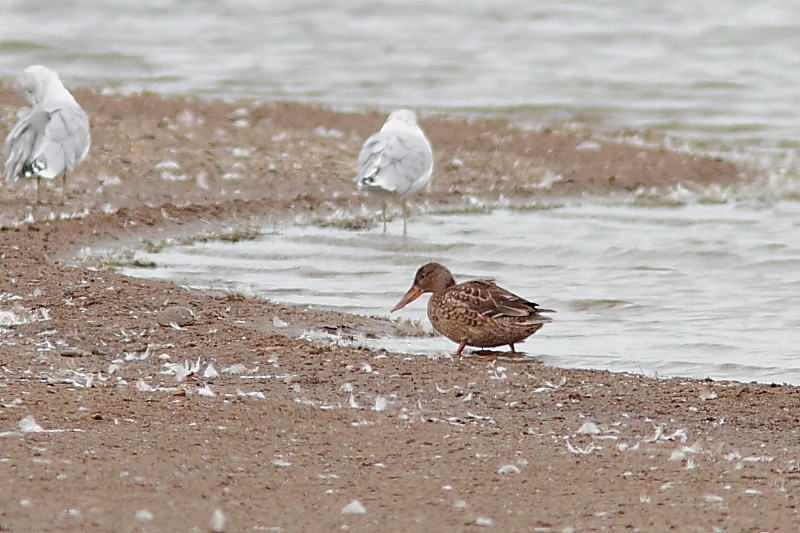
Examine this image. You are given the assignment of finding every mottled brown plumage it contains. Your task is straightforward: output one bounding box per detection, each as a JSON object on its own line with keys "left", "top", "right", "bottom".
{"left": 392, "top": 262, "right": 555, "bottom": 357}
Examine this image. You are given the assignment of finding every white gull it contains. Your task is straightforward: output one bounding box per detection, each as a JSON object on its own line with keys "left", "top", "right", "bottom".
{"left": 4, "top": 65, "right": 91, "bottom": 204}
{"left": 356, "top": 109, "right": 433, "bottom": 235}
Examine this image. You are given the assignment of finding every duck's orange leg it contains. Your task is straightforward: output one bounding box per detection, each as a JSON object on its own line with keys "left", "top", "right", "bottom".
{"left": 455, "top": 340, "right": 467, "bottom": 358}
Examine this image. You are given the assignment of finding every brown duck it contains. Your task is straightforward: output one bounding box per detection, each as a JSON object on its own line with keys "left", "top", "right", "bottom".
{"left": 392, "top": 262, "right": 555, "bottom": 357}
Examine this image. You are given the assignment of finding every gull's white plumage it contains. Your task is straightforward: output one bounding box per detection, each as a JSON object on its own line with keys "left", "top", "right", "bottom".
{"left": 3, "top": 65, "right": 91, "bottom": 203}
{"left": 357, "top": 109, "right": 433, "bottom": 234}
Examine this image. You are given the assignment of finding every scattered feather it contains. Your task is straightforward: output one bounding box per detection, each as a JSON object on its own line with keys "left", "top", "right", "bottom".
{"left": 161, "top": 357, "right": 201, "bottom": 382}
{"left": 196, "top": 385, "right": 216, "bottom": 397}
{"left": 348, "top": 395, "right": 360, "bottom": 409}
{"left": 577, "top": 422, "right": 601, "bottom": 435}
{"left": 210, "top": 509, "right": 226, "bottom": 532}
{"left": 565, "top": 437, "right": 597, "bottom": 455}
{"left": 497, "top": 465, "right": 520, "bottom": 475}
{"left": 576, "top": 140, "right": 601, "bottom": 152}
{"left": 669, "top": 449, "right": 686, "bottom": 462}
{"left": 535, "top": 377, "right": 567, "bottom": 393}
{"left": 435, "top": 383, "right": 460, "bottom": 393}
{"left": 222, "top": 363, "right": 247, "bottom": 375}
{"left": 373, "top": 396, "right": 387, "bottom": 412}
{"left": 234, "top": 389, "right": 265, "bottom": 399}
{"left": 662, "top": 429, "right": 688, "bottom": 443}
{"left": 18, "top": 416, "right": 46, "bottom": 433}
{"left": 644, "top": 423, "right": 663, "bottom": 443}
{"left": 136, "top": 379, "right": 155, "bottom": 392}
{"left": 489, "top": 366, "right": 507, "bottom": 380}
{"left": 700, "top": 389, "right": 718, "bottom": 401}
{"left": 741, "top": 455, "right": 774, "bottom": 463}
{"left": 617, "top": 440, "right": 640, "bottom": 453}
{"left": 204, "top": 364, "right": 219, "bottom": 379}
{"left": 341, "top": 500, "right": 366, "bottom": 516}
{"left": 465, "top": 412, "right": 493, "bottom": 422}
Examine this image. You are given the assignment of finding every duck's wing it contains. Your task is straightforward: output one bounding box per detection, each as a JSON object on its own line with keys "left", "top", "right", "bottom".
{"left": 357, "top": 129, "right": 433, "bottom": 197}
{"left": 452, "top": 280, "right": 554, "bottom": 324}
{"left": 4, "top": 102, "right": 90, "bottom": 183}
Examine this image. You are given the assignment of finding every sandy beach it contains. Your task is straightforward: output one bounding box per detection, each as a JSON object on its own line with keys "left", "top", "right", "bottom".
{"left": 1, "top": 86, "right": 798, "bottom": 532}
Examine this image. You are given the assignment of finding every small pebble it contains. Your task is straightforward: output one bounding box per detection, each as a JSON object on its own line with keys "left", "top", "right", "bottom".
{"left": 156, "top": 305, "right": 196, "bottom": 327}
{"left": 135, "top": 509, "right": 153, "bottom": 522}
{"left": 475, "top": 516, "right": 494, "bottom": 527}
{"left": 60, "top": 348, "right": 88, "bottom": 358}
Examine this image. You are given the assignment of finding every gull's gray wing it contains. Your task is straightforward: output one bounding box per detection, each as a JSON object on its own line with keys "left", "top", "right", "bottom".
{"left": 4, "top": 102, "right": 90, "bottom": 183}
{"left": 357, "top": 129, "right": 433, "bottom": 197}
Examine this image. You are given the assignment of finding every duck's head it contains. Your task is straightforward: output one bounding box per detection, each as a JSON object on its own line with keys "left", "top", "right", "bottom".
{"left": 391, "top": 262, "right": 456, "bottom": 312}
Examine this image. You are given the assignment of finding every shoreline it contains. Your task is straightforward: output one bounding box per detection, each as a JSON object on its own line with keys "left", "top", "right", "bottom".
{"left": 1, "top": 89, "right": 797, "bottom": 532}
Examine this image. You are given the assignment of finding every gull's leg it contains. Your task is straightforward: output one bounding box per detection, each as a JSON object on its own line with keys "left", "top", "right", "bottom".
{"left": 402, "top": 199, "right": 409, "bottom": 236}
{"left": 60, "top": 174, "right": 67, "bottom": 205}
{"left": 382, "top": 202, "right": 388, "bottom": 233}
{"left": 36, "top": 176, "right": 41, "bottom": 204}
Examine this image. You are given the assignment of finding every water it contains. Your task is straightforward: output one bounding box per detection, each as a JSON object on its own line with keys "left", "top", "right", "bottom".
{"left": 5, "top": 2, "right": 799, "bottom": 382}
{"left": 122, "top": 202, "right": 800, "bottom": 385}
{"left": 2, "top": 1, "right": 800, "bottom": 151}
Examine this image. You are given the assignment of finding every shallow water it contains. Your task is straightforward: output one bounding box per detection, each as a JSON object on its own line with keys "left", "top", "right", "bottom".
{"left": 122, "top": 201, "right": 800, "bottom": 385}
{"left": 2, "top": 1, "right": 800, "bottom": 151}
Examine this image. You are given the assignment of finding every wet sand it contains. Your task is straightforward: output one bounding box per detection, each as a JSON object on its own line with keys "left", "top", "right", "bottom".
{"left": 1, "top": 87, "right": 798, "bottom": 532}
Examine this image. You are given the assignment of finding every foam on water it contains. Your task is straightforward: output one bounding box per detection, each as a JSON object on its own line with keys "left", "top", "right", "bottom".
{"left": 121, "top": 200, "right": 800, "bottom": 385}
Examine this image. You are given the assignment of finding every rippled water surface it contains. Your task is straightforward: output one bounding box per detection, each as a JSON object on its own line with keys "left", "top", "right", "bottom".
{"left": 5, "top": 1, "right": 800, "bottom": 383}
{"left": 2, "top": 0, "right": 800, "bottom": 150}
{"left": 122, "top": 202, "right": 800, "bottom": 385}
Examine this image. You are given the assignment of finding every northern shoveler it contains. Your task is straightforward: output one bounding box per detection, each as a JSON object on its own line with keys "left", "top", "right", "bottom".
{"left": 392, "top": 262, "right": 555, "bottom": 357}
{"left": 356, "top": 109, "right": 433, "bottom": 235}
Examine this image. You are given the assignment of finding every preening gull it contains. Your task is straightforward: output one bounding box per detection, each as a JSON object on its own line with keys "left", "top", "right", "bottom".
{"left": 3, "top": 65, "right": 91, "bottom": 204}
{"left": 356, "top": 109, "right": 433, "bottom": 235}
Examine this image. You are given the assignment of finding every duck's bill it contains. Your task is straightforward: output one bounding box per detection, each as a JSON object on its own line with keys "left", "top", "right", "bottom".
{"left": 391, "top": 285, "right": 423, "bottom": 312}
